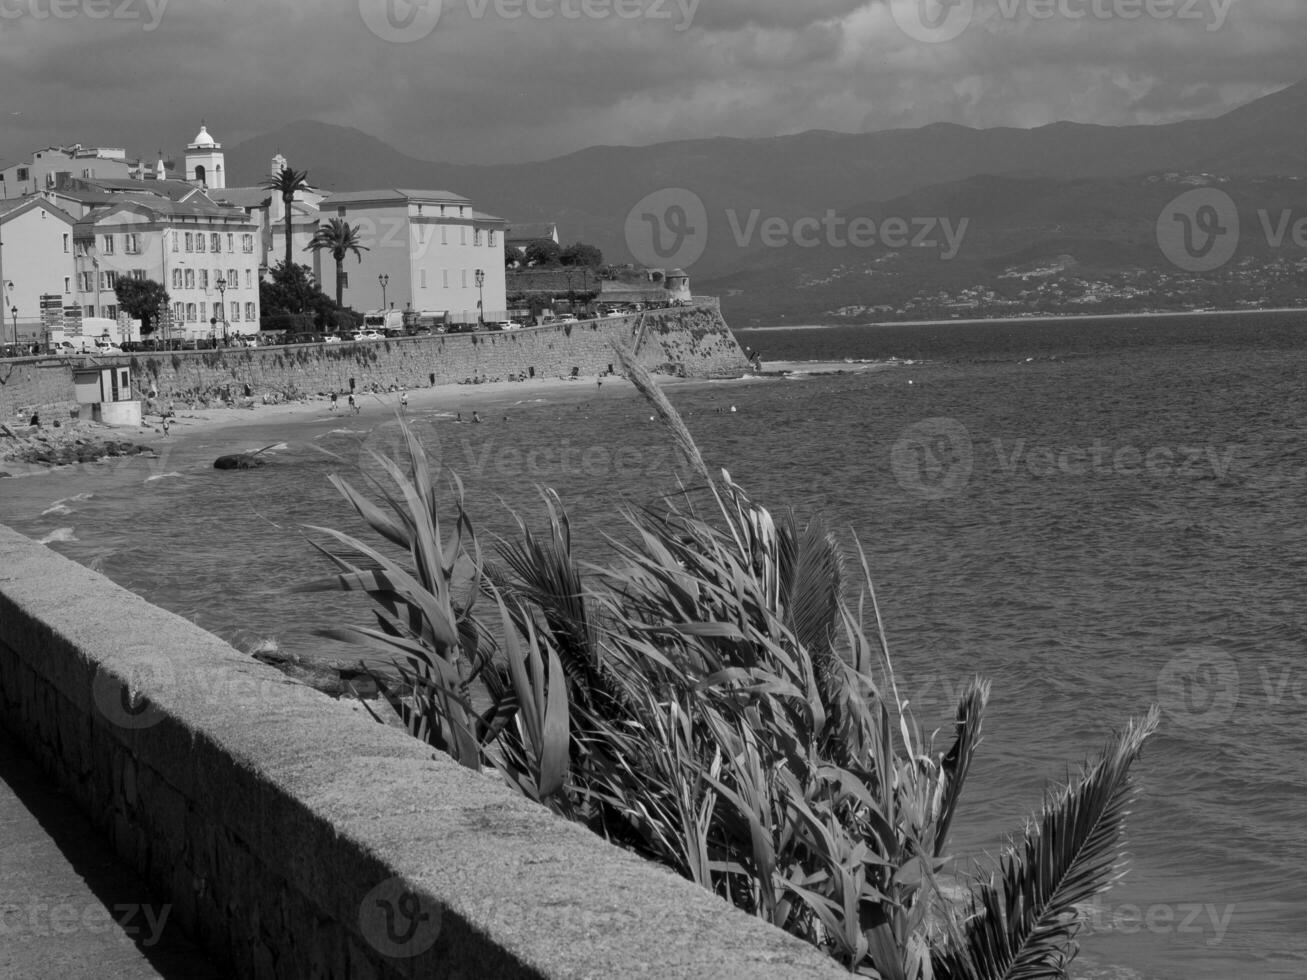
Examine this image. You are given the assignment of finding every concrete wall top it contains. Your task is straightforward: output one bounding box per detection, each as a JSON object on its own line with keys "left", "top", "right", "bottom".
{"left": 0, "top": 523, "right": 847, "bottom": 979}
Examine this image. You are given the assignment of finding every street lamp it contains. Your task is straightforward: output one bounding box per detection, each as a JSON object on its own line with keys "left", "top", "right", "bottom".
{"left": 216, "top": 277, "right": 227, "bottom": 344}
{"left": 475, "top": 268, "right": 485, "bottom": 326}
{"left": 9, "top": 306, "right": 16, "bottom": 343}
{"left": 378, "top": 273, "right": 389, "bottom": 310}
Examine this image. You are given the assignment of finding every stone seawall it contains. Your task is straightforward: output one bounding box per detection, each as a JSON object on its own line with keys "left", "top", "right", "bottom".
{"left": 0, "top": 524, "right": 847, "bottom": 979}
{"left": 0, "top": 305, "right": 747, "bottom": 421}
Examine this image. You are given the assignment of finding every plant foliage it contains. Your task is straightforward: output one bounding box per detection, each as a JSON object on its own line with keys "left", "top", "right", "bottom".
{"left": 299, "top": 346, "right": 1158, "bottom": 978}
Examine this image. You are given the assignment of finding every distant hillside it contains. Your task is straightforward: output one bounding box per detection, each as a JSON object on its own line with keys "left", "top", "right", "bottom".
{"left": 227, "top": 82, "right": 1307, "bottom": 323}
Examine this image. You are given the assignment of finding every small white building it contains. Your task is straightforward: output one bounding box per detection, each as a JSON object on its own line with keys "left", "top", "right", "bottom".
{"left": 315, "top": 189, "right": 508, "bottom": 323}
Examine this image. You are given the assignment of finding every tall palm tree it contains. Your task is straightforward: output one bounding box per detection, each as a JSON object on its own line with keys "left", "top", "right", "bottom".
{"left": 307, "top": 218, "right": 369, "bottom": 308}
{"left": 260, "top": 165, "right": 311, "bottom": 273}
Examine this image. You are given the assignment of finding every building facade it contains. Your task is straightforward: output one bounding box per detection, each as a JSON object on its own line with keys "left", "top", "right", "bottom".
{"left": 0, "top": 198, "right": 77, "bottom": 342}
{"left": 316, "top": 189, "right": 507, "bottom": 322}
{"left": 0, "top": 145, "right": 136, "bottom": 200}
{"left": 72, "top": 197, "right": 261, "bottom": 340}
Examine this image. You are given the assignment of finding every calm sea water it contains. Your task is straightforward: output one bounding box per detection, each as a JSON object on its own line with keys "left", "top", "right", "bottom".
{"left": 3, "top": 311, "right": 1305, "bottom": 979}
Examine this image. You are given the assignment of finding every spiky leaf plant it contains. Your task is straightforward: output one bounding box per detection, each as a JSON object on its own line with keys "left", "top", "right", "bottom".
{"left": 299, "top": 346, "right": 1158, "bottom": 978}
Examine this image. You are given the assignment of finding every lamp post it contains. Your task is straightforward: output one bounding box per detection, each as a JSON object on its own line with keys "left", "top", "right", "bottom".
{"left": 9, "top": 306, "right": 16, "bottom": 344}
{"left": 378, "top": 273, "right": 389, "bottom": 310}
{"left": 216, "top": 277, "right": 227, "bottom": 344}
{"left": 475, "top": 268, "right": 485, "bottom": 326}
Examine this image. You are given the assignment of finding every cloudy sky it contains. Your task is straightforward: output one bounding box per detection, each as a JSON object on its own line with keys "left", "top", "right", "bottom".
{"left": 0, "top": 0, "right": 1303, "bottom": 168}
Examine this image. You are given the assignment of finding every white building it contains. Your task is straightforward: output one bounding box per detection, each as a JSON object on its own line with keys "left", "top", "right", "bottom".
{"left": 72, "top": 194, "right": 262, "bottom": 340}
{"left": 184, "top": 124, "right": 225, "bottom": 190}
{"left": 0, "top": 145, "right": 137, "bottom": 200}
{"left": 315, "top": 189, "right": 507, "bottom": 322}
{"left": 0, "top": 197, "right": 77, "bottom": 341}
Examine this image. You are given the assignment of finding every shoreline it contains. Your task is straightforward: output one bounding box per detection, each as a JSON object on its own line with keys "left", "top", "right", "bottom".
{"left": 737, "top": 306, "right": 1307, "bottom": 330}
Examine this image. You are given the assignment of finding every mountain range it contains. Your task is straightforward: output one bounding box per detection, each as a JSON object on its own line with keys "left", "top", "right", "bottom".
{"left": 225, "top": 81, "right": 1307, "bottom": 324}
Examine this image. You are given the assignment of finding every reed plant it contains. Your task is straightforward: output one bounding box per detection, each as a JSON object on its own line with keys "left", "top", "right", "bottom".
{"left": 298, "top": 348, "right": 1158, "bottom": 978}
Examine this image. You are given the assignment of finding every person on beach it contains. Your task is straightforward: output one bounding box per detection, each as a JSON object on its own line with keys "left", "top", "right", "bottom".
{"left": 401, "top": 391, "right": 408, "bottom": 411}
{"left": 347, "top": 393, "right": 356, "bottom": 414}
{"left": 330, "top": 392, "right": 338, "bottom": 411}
{"left": 472, "top": 411, "right": 482, "bottom": 424}
{"left": 455, "top": 412, "right": 463, "bottom": 423}
{"left": 161, "top": 416, "right": 170, "bottom": 435}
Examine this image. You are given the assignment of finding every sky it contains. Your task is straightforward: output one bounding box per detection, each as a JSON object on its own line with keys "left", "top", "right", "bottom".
{"left": 0, "top": 0, "right": 1303, "bottom": 169}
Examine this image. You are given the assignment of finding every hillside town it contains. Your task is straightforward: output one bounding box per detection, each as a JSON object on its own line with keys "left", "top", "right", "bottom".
{"left": 0, "top": 124, "right": 694, "bottom": 357}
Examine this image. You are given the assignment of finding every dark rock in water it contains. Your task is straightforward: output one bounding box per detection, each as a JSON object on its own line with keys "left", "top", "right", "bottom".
{"left": 0, "top": 472, "right": 11, "bottom": 478}
{"left": 214, "top": 453, "right": 265, "bottom": 470}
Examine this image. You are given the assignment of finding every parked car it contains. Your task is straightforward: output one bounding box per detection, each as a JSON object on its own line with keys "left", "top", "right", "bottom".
{"left": 324, "top": 334, "right": 342, "bottom": 344}
{"left": 503, "top": 321, "right": 523, "bottom": 331}
{"left": 353, "top": 330, "right": 383, "bottom": 341}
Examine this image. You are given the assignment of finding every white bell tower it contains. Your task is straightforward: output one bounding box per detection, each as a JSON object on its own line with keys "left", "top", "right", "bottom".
{"left": 185, "top": 122, "right": 225, "bottom": 189}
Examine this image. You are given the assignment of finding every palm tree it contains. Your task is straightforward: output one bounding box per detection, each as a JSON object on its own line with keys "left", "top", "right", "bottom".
{"left": 307, "top": 218, "right": 369, "bottom": 308}
{"left": 261, "top": 165, "right": 311, "bottom": 273}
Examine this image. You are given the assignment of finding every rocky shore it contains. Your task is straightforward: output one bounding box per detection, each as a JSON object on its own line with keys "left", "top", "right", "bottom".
{"left": 0, "top": 420, "right": 153, "bottom": 475}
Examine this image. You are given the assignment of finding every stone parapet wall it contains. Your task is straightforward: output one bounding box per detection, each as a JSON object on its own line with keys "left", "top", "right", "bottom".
{"left": 0, "top": 524, "right": 847, "bottom": 979}
{"left": 0, "top": 305, "right": 747, "bottom": 421}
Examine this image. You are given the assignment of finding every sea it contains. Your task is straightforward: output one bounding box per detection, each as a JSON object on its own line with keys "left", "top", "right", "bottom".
{"left": 2, "top": 310, "right": 1304, "bottom": 979}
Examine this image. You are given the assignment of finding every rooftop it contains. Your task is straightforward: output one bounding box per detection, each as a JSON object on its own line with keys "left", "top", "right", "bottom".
{"left": 318, "top": 188, "right": 472, "bottom": 207}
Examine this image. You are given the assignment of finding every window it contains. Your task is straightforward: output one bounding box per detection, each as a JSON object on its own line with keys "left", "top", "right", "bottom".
{"left": 124, "top": 233, "right": 140, "bottom": 254}
{"left": 101, "top": 234, "right": 115, "bottom": 254}
{"left": 489, "top": 230, "right": 496, "bottom": 247}
{"left": 474, "top": 229, "right": 482, "bottom": 247}
{"left": 226, "top": 233, "right": 234, "bottom": 253}
{"left": 16, "top": 167, "right": 28, "bottom": 181}
{"left": 74, "top": 240, "right": 88, "bottom": 257}
{"left": 196, "top": 233, "right": 206, "bottom": 253}
{"left": 228, "top": 269, "right": 238, "bottom": 289}
{"left": 214, "top": 268, "right": 222, "bottom": 287}
{"left": 63, "top": 276, "right": 70, "bottom": 294}
{"left": 185, "top": 232, "right": 194, "bottom": 252}
{"left": 244, "top": 302, "right": 256, "bottom": 321}
{"left": 210, "top": 233, "right": 221, "bottom": 253}
{"left": 104, "top": 304, "right": 117, "bottom": 319}
{"left": 132, "top": 269, "right": 146, "bottom": 280}
{"left": 174, "top": 302, "right": 184, "bottom": 322}
{"left": 84, "top": 306, "right": 95, "bottom": 318}
{"left": 230, "top": 302, "right": 240, "bottom": 322}
{"left": 337, "top": 207, "right": 346, "bottom": 217}
{"left": 101, "top": 271, "right": 118, "bottom": 290}
{"left": 62, "top": 234, "right": 69, "bottom": 253}
{"left": 199, "top": 301, "right": 206, "bottom": 321}
{"left": 200, "top": 270, "right": 208, "bottom": 289}
{"left": 172, "top": 269, "right": 182, "bottom": 289}
{"left": 186, "top": 303, "right": 196, "bottom": 322}
{"left": 78, "top": 271, "right": 91, "bottom": 292}
{"left": 242, "top": 234, "right": 254, "bottom": 253}
{"left": 172, "top": 233, "right": 179, "bottom": 253}
{"left": 185, "top": 269, "right": 195, "bottom": 289}
{"left": 245, "top": 269, "right": 252, "bottom": 289}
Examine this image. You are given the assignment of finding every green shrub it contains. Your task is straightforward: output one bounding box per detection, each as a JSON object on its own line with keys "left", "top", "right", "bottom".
{"left": 299, "top": 345, "right": 1157, "bottom": 978}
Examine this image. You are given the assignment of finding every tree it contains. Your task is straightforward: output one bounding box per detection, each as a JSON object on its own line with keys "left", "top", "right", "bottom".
{"left": 260, "top": 261, "right": 318, "bottom": 315}
{"left": 113, "top": 277, "right": 169, "bottom": 336}
{"left": 261, "top": 165, "right": 311, "bottom": 274}
{"left": 559, "top": 242, "right": 603, "bottom": 268}
{"left": 307, "top": 218, "right": 370, "bottom": 308}
{"left": 524, "top": 240, "right": 561, "bottom": 267}
{"left": 505, "top": 243, "right": 524, "bottom": 268}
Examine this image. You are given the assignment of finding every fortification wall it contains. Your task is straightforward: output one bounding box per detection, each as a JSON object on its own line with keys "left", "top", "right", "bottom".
{"left": 0, "top": 305, "right": 747, "bottom": 422}
{"left": 0, "top": 524, "right": 846, "bottom": 979}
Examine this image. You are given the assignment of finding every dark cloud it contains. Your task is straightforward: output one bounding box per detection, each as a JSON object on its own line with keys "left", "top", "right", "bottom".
{"left": 0, "top": 0, "right": 1302, "bottom": 168}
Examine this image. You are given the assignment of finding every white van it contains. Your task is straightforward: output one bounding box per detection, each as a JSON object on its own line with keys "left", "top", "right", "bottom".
{"left": 363, "top": 309, "right": 405, "bottom": 334}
